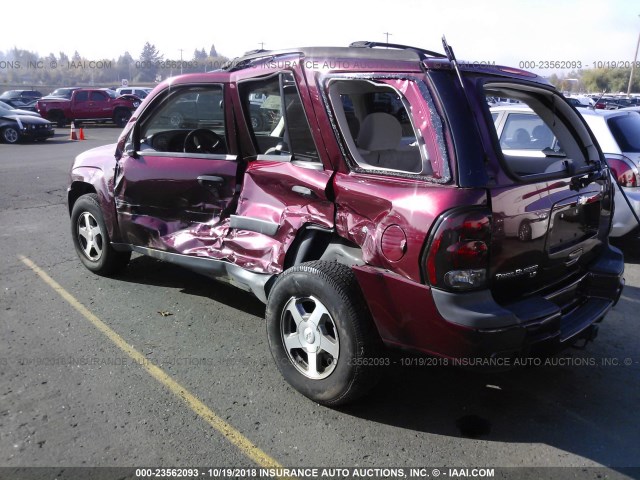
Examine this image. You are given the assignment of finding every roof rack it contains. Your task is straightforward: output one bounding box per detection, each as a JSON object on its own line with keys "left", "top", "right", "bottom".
{"left": 221, "top": 41, "right": 447, "bottom": 72}
{"left": 242, "top": 48, "right": 270, "bottom": 56}
{"left": 222, "top": 47, "right": 304, "bottom": 72}
{"left": 349, "top": 41, "right": 446, "bottom": 59}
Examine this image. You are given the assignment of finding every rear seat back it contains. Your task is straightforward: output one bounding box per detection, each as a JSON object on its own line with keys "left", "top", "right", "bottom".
{"left": 356, "top": 112, "right": 421, "bottom": 172}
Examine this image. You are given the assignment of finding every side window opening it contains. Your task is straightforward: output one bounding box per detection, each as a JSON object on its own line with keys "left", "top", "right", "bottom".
{"left": 240, "top": 72, "right": 319, "bottom": 162}
{"left": 327, "top": 79, "right": 431, "bottom": 175}
{"left": 137, "top": 85, "right": 227, "bottom": 155}
{"left": 485, "top": 84, "right": 594, "bottom": 178}
{"left": 75, "top": 91, "right": 89, "bottom": 102}
{"left": 90, "top": 91, "right": 107, "bottom": 102}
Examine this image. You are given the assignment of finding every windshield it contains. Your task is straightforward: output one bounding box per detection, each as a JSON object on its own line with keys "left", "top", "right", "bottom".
{"left": 608, "top": 113, "right": 640, "bottom": 153}
{"left": 50, "top": 88, "right": 74, "bottom": 98}
{"left": 0, "top": 106, "right": 15, "bottom": 115}
{"left": 0, "top": 100, "right": 15, "bottom": 110}
{"left": 106, "top": 90, "right": 118, "bottom": 99}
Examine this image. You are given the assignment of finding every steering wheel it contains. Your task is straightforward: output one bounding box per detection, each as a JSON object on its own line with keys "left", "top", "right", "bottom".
{"left": 183, "top": 129, "right": 223, "bottom": 154}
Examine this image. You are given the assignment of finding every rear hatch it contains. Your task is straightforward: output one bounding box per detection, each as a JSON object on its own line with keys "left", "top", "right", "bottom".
{"left": 483, "top": 83, "right": 612, "bottom": 304}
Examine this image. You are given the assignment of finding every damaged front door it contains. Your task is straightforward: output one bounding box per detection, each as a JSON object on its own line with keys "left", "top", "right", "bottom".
{"left": 115, "top": 83, "right": 239, "bottom": 257}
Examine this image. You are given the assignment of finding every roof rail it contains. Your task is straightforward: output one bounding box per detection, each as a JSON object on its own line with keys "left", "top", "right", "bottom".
{"left": 222, "top": 48, "right": 302, "bottom": 72}
{"left": 222, "top": 51, "right": 276, "bottom": 72}
{"left": 243, "top": 49, "right": 270, "bottom": 56}
{"left": 349, "top": 41, "right": 446, "bottom": 59}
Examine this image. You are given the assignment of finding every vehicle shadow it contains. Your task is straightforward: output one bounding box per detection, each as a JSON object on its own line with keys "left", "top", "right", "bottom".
{"left": 112, "top": 254, "right": 639, "bottom": 471}
{"left": 113, "top": 254, "right": 266, "bottom": 318}
{"left": 339, "top": 287, "right": 640, "bottom": 471}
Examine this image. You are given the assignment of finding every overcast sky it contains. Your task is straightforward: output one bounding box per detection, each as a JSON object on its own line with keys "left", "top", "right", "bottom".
{"left": 3, "top": 0, "right": 639, "bottom": 72}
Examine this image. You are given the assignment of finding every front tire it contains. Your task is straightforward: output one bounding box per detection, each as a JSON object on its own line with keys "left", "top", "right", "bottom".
{"left": 48, "top": 111, "right": 66, "bottom": 128}
{"left": 2, "top": 126, "right": 20, "bottom": 144}
{"left": 71, "top": 194, "right": 130, "bottom": 275}
{"left": 266, "top": 261, "right": 382, "bottom": 405}
{"left": 114, "top": 109, "right": 132, "bottom": 128}
{"left": 518, "top": 221, "right": 532, "bottom": 242}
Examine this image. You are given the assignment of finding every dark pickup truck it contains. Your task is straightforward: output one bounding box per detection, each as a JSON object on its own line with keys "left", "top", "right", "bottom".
{"left": 36, "top": 88, "right": 140, "bottom": 127}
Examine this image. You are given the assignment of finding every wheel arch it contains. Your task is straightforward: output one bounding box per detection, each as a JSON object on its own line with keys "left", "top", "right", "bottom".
{"left": 68, "top": 169, "right": 122, "bottom": 242}
{"left": 113, "top": 107, "right": 132, "bottom": 127}
{"left": 266, "top": 226, "right": 365, "bottom": 300}
{"left": 67, "top": 181, "right": 97, "bottom": 216}
{"left": 46, "top": 109, "right": 66, "bottom": 125}
{"left": 283, "top": 225, "right": 365, "bottom": 270}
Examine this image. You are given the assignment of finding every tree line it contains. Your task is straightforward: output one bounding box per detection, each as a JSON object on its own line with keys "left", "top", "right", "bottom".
{"left": 1, "top": 43, "right": 638, "bottom": 94}
{"left": 548, "top": 68, "right": 639, "bottom": 94}
{"left": 0, "top": 43, "right": 229, "bottom": 88}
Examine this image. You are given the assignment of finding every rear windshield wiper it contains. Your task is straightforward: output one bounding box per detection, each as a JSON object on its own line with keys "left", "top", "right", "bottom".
{"left": 569, "top": 159, "right": 608, "bottom": 190}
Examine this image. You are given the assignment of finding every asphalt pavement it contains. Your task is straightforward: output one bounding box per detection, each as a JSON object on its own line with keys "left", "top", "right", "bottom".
{"left": 1, "top": 127, "right": 639, "bottom": 479}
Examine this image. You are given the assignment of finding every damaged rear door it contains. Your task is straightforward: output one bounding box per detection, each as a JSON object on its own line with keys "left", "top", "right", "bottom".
{"left": 222, "top": 69, "right": 335, "bottom": 274}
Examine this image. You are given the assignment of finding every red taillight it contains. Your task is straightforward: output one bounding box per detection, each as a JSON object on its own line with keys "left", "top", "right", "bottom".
{"left": 607, "top": 157, "right": 639, "bottom": 187}
{"left": 426, "top": 209, "right": 491, "bottom": 291}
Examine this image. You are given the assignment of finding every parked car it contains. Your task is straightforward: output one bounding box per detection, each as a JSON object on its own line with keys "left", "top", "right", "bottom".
{"left": 67, "top": 42, "right": 624, "bottom": 405}
{"left": 0, "top": 98, "right": 39, "bottom": 112}
{"left": 0, "top": 103, "right": 54, "bottom": 143}
{"left": 41, "top": 87, "right": 82, "bottom": 100}
{"left": 0, "top": 100, "right": 42, "bottom": 117}
{"left": 595, "top": 97, "right": 623, "bottom": 110}
{"left": 36, "top": 88, "right": 140, "bottom": 127}
{"left": 0, "top": 89, "right": 43, "bottom": 103}
{"left": 116, "top": 87, "right": 153, "bottom": 99}
{"left": 578, "top": 108, "right": 640, "bottom": 238}
{"left": 566, "top": 96, "right": 594, "bottom": 108}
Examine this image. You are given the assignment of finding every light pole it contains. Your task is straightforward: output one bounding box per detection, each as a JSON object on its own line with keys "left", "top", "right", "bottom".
{"left": 627, "top": 14, "right": 640, "bottom": 95}
{"left": 179, "top": 48, "right": 184, "bottom": 75}
{"left": 384, "top": 32, "right": 392, "bottom": 47}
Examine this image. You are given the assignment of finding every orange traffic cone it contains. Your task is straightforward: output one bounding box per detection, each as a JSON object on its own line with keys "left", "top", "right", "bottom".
{"left": 79, "top": 128, "right": 85, "bottom": 140}
{"left": 69, "top": 122, "right": 78, "bottom": 141}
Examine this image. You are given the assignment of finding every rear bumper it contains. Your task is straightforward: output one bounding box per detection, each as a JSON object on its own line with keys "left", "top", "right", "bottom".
{"left": 354, "top": 244, "right": 624, "bottom": 360}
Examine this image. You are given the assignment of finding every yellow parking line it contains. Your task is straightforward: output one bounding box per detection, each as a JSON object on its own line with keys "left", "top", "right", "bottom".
{"left": 19, "top": 255, "right": 290, "bottom": 474}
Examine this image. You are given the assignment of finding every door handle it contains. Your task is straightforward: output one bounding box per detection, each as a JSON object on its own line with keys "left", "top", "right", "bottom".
{"left": 291, "top": 185, "right": 316, "bottom": 198}
{"left": 197, "top": 175, "right": 224, "bottom": 188}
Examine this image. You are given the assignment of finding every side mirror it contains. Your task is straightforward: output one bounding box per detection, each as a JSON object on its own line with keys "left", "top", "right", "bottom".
{"left": 116, "top": 125, "right": 139, "bottom": 160}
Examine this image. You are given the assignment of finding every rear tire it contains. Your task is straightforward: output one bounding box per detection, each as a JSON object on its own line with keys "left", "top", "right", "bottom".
{"left": 266, "top": 261, "right": 382, "bottom": 406}
{"left": 71, "top": 193, "right": 130, "bottom": 275}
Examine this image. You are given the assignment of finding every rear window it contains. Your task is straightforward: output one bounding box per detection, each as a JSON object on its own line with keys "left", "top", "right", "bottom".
{"left": 500, "top": 113, "right": 555, "bottom": 151}
{"left": 486, "top": 84, "right": 592, "bottom": 179}
{"left": 607, "top": 113, "right": 640, "bottom": 153}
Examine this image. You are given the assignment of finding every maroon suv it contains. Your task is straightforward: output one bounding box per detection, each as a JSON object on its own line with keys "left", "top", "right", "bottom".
{"left": 67, "top": 41, "right": 624, "bottom": 405}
